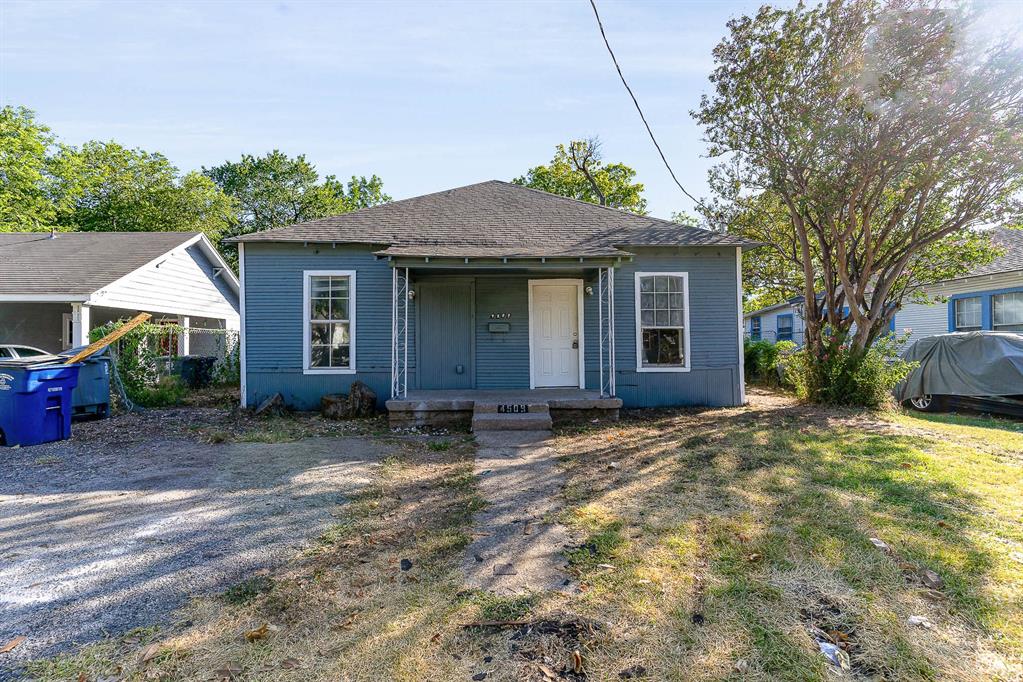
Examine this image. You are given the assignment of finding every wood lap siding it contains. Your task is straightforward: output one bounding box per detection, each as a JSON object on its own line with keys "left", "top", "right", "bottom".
{"left": 614, "top": 248, "right": 741, "bottom": 407}
{"left": 242, "top": 243, "right": 742, "bottom": 409}
{"left": 244, "top": 243, "right": 405, "bottom": 409}
{"left": 95, "top": 243, "right": 239, "bottom": 320}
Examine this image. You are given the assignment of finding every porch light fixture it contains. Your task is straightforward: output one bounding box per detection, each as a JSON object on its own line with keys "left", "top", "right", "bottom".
{"left": 408, "top": 289, "right": 416, "bottom": 300}
{"left": 585, "top": 286, "right": 593, "bottom": 296}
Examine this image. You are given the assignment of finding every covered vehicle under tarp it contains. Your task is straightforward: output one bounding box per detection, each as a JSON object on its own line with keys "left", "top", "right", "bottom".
{"left": 894, "top": 332, "right": 1023, "bottom": 403}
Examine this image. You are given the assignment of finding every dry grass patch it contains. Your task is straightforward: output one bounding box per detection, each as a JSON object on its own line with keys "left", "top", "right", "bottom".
{"left": 545, "top": 393, "right": 1023, "bottom": 680}
{"left": 23, "top": 391, "right": 1023, "bottom": 681}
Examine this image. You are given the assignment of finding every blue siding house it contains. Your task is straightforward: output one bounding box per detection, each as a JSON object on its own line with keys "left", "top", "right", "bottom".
{"left": 231, "top": 181, "right": 756, "bottom": 424}
{"left": 743, "top": 227, "right": 1023, "bottom": 349}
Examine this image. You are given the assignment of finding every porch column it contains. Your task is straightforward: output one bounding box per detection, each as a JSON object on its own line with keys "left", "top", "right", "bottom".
{"left": 71, "top": 303, "right": 91, "bottom": 347}
{"left": 177, "top": 316, "right": 190, "bottom": 356}
{"left": 598, "top": 267, "right": 616, "bottom": 398}
{"left": 391, "top": 267, "right": 409, "bottom": 399}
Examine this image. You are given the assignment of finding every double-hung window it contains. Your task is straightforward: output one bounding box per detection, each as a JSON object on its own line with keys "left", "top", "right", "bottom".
{"left": 304, "top": 270, "right": 356, "bottom": 373}
{"left": 993, "top": 292, "right": 1023, "bottom": 332}
{"left": 750, "top": 316, "right": 761, "bottom": 340}
{"left": 954, "top": 296, "right": 982, "bottom": 332}
{"left": 635, "top": 272, "right": 690, "bottom": 372}
{"left": 777, "top": 314, "right": 794, "bottom": 341}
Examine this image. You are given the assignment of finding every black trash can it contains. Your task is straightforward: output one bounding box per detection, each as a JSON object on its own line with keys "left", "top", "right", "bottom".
{"left": 178, "top": 355, "right": 217, "bottom": 389}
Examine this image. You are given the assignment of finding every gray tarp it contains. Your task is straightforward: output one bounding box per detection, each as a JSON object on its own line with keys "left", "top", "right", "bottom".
{"left": 894, "top": 332, "right": 1023, "bottom": 402}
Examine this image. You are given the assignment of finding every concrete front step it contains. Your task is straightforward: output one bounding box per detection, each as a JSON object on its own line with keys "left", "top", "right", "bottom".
{"left": 471, "top": 411, "right": 553, "bottom": 431}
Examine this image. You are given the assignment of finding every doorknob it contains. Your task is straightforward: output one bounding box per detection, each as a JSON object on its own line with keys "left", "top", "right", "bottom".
{"left": 571, "top": 341, "right": 579, "bottom": 349}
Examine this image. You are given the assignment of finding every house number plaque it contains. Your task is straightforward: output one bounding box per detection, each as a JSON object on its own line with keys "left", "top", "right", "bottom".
{"left": 497, "top": 404, "right": 529, "bottom": 414}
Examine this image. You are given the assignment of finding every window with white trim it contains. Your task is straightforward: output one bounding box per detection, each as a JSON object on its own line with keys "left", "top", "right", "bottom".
{"left": 304, "top": 271, "right": 355, "bottom": 372}
{"left": 750, "top": 316, "right": 761, "bottom": 340}
{"left": 636, "top": 272, "right": 689, "bottom": 371}
{"left": 777, "top": 315, "right": 794, "bottom": 341}
{"left": 954, "top": 296, "right": 981, "bottom": 331}
{"left": 993, "top": 292, "right": 1023, "bottom": 332}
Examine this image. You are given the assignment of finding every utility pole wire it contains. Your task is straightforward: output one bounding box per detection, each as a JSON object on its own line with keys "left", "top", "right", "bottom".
{"left": 588, "top": 0, "right": 708, "bottom": 212}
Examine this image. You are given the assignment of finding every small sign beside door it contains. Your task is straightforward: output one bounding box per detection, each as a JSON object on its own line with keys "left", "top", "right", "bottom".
{"left": 497, "top": 404, "right": 529, "bottom": 414}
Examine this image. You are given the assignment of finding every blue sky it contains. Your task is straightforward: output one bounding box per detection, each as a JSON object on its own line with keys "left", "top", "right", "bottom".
{"left": 2, "top": 0, "right": 1018, "bottom": 219}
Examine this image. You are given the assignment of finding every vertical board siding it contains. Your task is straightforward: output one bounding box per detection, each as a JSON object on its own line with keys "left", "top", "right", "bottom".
{"left": 474, "top": 276, "right": 532, "bottom": 389}
{"left": 243, "top": 244, "right": 742, "bottom": 409}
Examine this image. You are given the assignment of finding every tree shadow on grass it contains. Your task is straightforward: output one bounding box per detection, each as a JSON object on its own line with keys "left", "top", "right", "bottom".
{"left": 547, "top": 397, "right": 1016, "bottom": 680}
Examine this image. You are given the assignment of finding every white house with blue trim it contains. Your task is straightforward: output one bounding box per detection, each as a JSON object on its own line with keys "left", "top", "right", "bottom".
{"left": 743, "top": 227, "right": 1023, "bottom": 346}
{"left": 229, "top": 181, "right": 759, "bottom": 426}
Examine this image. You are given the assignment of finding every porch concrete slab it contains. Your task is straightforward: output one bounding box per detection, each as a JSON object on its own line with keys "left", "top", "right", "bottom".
{"left": 386, "top": 389, "right": 621, "bottom": 415}
{"left": 461, "top": 430, "right": 576, "bottom": 595}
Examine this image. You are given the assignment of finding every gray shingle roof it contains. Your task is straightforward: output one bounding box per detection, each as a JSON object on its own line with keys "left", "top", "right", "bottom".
{"left": 0, "top": 231, "right": 200, "bottom": 296}
{"left": 230, "top": 180, "right": 755, "bottom": 255}
{"left": 969, "top": 227, "right": 1023, "bottom": 278}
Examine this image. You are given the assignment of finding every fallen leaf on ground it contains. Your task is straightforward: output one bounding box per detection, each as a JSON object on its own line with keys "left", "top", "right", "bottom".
{"left": 538, "top": 662, "right": 559, "bottom": 679}
{"left": 139, "top": 643, "right": 162, "bottom": 664}
{"left": 244, "top": 624, "right": 269, "bottom": 642}
{"left": 280, "top": 658, "right": 301, "bottom": 669}
{"left": 746, "top": 552, "right": 762, "bottom": 562}
{"left": 0, "top": 636, "right": 25, "bottom": 654}
{"left": 214, "top": 662, "right": 243, "bottom": 680}
{"left": 572, "top": 649, "right": 584, "bottom": 673}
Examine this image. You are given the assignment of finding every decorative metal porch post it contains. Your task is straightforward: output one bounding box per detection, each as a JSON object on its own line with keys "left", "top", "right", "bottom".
{"left": 598, "top": 267, "right": 616, "bottom": 398}
{"left": 391, "top": 267, "right": 409, "bottom": 399}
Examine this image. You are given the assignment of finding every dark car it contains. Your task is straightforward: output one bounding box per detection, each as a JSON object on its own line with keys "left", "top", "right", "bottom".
{"left": 895, "top": 332, "right": 1023, "bottom": 417}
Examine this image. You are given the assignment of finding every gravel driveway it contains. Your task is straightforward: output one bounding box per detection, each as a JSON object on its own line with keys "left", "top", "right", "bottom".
{"left": 0, "top": 433, "right": 389, "bottom": 675}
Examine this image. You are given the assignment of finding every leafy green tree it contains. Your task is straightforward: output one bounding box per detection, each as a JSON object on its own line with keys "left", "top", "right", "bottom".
{"left": 52, "top": 141, "right": 236, "bottom": 245}
{"left": 513, "top": 138, "right": 647, "bottom": 214}
{"left": 0, "top": 106, "right": 59, "bottom": 231}
{"left": 204, "top": 150, "right": 390, "bottom": 238}
{"left": 695, "top": 1, "right": 1023, "bottom": 401}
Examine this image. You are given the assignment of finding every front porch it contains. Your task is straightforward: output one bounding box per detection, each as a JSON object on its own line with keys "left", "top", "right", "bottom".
{"left": 385, "top": 388, "right": 623, "bottom": 429}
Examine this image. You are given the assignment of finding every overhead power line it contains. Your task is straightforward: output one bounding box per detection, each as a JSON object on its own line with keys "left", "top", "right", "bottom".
{"left": 588, "top": 0, "right": 708, "bottom": 212}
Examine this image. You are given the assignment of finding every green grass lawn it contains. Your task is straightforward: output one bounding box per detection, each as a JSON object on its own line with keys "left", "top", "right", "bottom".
{"left": 26, "top": 393, "right": 1023, "bottom": 681}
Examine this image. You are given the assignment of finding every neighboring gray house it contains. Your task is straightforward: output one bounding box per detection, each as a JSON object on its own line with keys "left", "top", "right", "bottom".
{"left": 0, "top": 232, "right": 239, "bottom": 354}
{"left": 743, "top": 227, "right": 1023, "bottom": 346}
{"left": 231, "top": 181, "right": 757, "bottom": 422}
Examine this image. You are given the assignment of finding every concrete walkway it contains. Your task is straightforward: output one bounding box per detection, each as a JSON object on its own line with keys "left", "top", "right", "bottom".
{"left": 461, "top": 430, "right": 575, "bottom": 594}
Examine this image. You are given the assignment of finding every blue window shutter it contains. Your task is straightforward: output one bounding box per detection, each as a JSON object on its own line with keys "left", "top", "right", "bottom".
{"left": 982, "top": 294, "right": 993, "bottom": 330}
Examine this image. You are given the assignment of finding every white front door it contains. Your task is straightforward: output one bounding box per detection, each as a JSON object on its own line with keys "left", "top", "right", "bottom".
{"left": 530, "top": 281, "right": 582, "bottom": 388}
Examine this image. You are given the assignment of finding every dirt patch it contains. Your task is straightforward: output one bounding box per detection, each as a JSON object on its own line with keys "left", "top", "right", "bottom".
{"left": 0, "top": 433, "right": 391, "bottom": 673}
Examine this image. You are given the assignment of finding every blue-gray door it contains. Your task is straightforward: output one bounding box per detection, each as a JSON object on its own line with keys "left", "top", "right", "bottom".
{"left": 417, "top": 281, "right": 474, "bottom": 389}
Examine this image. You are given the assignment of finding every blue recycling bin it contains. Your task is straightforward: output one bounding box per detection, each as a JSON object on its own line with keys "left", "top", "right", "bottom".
{"left": 0, "top": 362, "right": 82, "bottom": 447}
{"left": 59, "top": 346, "right": 111, "bottom": 419}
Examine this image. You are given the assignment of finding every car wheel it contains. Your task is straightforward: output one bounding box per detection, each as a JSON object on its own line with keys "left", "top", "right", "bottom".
{"left": 907, "top": 395, "right": 943, "bottom": 412}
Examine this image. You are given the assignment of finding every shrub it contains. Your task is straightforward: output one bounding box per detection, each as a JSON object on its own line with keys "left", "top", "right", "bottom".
{"left": 744, "top": 339, "right": 796, "bottom": 385}
{"left": 781, "top": 332, "right": 916, "bottom": 408}
{"left": 136, "top": 376, "right": 188, "bottom": 407}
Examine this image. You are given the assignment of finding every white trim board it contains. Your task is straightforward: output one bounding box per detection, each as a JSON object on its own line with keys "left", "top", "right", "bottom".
{"left": 735, "top": 247, "right": 746, "bottom": 404}
{"left": 634, "top": 271, "right": 692, "bottom": 373}
{"left": 0, "top": 294, "right": 90, "bottom": 302}
{"left": 239, "top": 243, "right": 247, "bottom": 408}
{"left": 302, "top": 269, "right": 357, "bottom": 375}
{"left": 527, "top": 278, "right": 585, "bottom": 389}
